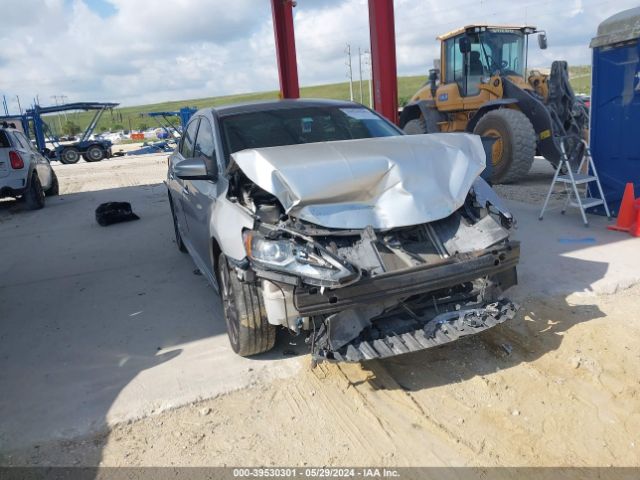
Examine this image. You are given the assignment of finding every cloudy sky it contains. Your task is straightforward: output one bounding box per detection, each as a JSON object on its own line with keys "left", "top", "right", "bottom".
{"left": 0, "top": 0, "right": 635, "bottom": 109}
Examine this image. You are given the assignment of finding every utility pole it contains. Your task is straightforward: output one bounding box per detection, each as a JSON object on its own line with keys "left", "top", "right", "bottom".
{"left": 60, "top": 95, "right": 68, "bottom": 121}
{"left": 358, "top": 47, "right": 364, "bottom": 103}
{"left": 51, "top": 95, "right": 63, "bottom": 134}
{"left": 363, "top": 49, "right": 373, "bottom": 108}
{"left": 345, "top": 44, "right": 354, "bottom": 101}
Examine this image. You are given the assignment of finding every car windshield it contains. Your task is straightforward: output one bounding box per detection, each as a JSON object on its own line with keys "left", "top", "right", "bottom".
{"left": 220, "top": 106, "right": 401, "bottom": 157}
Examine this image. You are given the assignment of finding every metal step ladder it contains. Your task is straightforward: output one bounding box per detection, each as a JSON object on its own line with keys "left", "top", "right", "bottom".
{"left": 539, "top": 138, "right": 611, "bottom": 226}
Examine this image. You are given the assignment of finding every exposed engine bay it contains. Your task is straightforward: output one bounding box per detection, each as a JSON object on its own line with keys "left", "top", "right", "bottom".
{"left": 224, "top": 135, "right": 520, "bottom": 362}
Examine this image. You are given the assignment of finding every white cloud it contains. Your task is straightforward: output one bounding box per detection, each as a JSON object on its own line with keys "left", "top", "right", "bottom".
{"left": 0, "top": 0, "right": 637, "bottom": 109}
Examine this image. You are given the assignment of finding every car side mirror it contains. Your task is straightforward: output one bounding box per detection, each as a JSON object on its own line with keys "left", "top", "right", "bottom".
{"left": 538, "top": 32, "right": 548, "bottom": 50}
{"left": 459, "top": 36, "right": 471, "bottom": 54}
{"left": 175, "top": 158, "right": 210, "bottom": 180}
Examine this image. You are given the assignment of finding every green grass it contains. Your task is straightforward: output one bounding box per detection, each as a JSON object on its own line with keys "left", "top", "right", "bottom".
{"left": 42, "top": 67, "right": 589, "bottom": 135}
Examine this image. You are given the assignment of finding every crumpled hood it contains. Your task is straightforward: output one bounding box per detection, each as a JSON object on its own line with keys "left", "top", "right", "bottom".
{"left": 230, "top": 133, "right": 486, "bottom": 230}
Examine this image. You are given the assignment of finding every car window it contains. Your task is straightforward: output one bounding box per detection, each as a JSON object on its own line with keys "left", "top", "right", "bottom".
{"left": 180, "top": 119, "right": 199, "bottom": 158}
{"left": 13, "top": 132, "right": 31, "bottom": 150}
{"left": 220, "top": 106, "right": 400, "bottom": 158}
{"left": 0, "top": 130, "right": 11, "bottom": 148}
{"left": 194, "top": 118, "right": 217, "bottom": 175}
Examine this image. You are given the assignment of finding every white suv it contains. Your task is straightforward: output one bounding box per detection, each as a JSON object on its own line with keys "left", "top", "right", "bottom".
{"left": 0, "top": 123, "right": 59, "bottom": 209}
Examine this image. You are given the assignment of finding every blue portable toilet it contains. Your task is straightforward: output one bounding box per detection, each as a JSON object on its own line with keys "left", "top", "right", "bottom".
{"left": 589, "top": 7, "right": 640, "bottom": 215}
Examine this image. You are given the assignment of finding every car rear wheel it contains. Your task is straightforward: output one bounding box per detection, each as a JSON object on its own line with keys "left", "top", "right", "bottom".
{"left": 84, "top": 146, "right": 105, "bottom": 162}
{"left": 217, "top": 254, "right": 276, "bottom": 357}
{"left": 60, "top": 147, "right": 80, "bottom": 164}
{"left": 25, "top": 173, "right": 45, "bottom": 210}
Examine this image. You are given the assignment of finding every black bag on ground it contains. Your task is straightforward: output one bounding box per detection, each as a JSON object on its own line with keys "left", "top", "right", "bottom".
{"left": 95, "top": 202, "right": 140, "bottom": 226}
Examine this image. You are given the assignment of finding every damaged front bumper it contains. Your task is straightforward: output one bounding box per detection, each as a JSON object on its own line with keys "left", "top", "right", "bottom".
{"left": 296, "top": 242, "right": 519, "bottom": 315}
{"left": 302, "top": 242, "right": 520, "bottom": 362}
{"left": 313, "top": 299, "right": 518, "bottom": 362}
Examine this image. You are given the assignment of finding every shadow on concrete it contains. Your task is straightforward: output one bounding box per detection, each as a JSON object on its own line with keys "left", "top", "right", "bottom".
{"left": 0, "top": 184, "right": 221, "bottom": 459}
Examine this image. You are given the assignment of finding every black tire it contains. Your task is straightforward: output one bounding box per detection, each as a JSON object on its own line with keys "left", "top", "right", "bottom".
{"left": 83, "top": 145, "right": 105, "bottom": 162}
{"left": 46, "top": 170, "right": 59, "bottom": 196}
{"left": 169, "top": 194, "right": 187, "bottom": 253}
{"left": 60, "top": 147, "right": 80, "bottom": 164}
{"left": 25, "top": 173, "right": 45, "bottom": 210}
{"left": 217, "top": 254, "right": 276, "bottom": 357}
{"left": 473, "top": 109, "right": 535, "bottom": 184}
{"left": 403, "top": 118, "right": 427, "bottom": 135}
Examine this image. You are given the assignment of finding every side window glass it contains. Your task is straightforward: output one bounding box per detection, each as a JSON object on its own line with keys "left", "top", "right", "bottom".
{"left": 21, "top": 133, "right": 36, "bottom": 151}
{"left": 180, "top": 120, "right": 199, "bottom": 158}
{"left": 13, "top": 132, "right": 29, "bottom": 150}
{"left": 452, "top": 37, "right": 464, "bottom": 93}
{"left": 194, "top": 118, "right": 217, "bottom": 176}
{"left": 444, "top": 38, "right": 455, "bottom": 84}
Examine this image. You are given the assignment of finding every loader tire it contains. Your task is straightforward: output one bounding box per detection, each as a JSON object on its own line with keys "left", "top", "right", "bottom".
{"left": 473, "top": 109, "right": 535, "bottom": 184}
{"left": 403, "top": 118, "right": 427, "bottom": 135}
{"left": 217, "top": 254, "right": 276, "bottom": 357}
{"left": 403, "top": 108, "right": 441, "bottom": 134}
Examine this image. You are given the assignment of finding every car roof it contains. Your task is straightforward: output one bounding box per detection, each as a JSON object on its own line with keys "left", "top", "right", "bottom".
{"left": 211, "top": 98, "right": 364, "bottom": 117}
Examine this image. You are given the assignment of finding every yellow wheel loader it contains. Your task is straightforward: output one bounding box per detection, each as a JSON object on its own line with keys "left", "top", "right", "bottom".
{"left": 400, "top": 25, "right": 588, "bottom": 183}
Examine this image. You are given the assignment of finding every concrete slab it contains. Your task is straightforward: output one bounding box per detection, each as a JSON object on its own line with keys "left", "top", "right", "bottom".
{"left": 510, "top": 200, "right": 640, "bottom": 298}
{"left": 0, "top": 155, "right": 638, "bottom": 452}
{"left": 0, "top": 172, "right": 300, "bottom": 451}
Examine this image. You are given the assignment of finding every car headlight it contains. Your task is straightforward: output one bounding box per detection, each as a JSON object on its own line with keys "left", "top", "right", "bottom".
{"left": 243, "top": 231, "right": 357, "bottom": 287}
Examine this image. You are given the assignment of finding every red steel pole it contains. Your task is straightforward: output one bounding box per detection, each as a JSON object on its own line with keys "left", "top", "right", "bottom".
{"left": 271, "top": 0, "right": 300, "bottom": 99}
{"left": 368, "top": 0, "right": 398, "bottom": 124}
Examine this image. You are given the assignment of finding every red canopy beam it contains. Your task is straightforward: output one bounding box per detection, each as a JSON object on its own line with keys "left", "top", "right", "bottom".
{"left": 271, "top": 0, "right": 300, "bottom": 99}
{"left": 368, "top": 0, "right": 398, "bottom": 123}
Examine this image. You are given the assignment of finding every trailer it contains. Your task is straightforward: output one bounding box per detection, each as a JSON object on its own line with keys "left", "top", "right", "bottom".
{"left": 26, "top": 102, "right": 119, "bottom": 164}
{"left": 124, "top": 107, "right": 197, "bottom": 156}
{"left": 147, "top": 107, "right": 196, "bottom": 139}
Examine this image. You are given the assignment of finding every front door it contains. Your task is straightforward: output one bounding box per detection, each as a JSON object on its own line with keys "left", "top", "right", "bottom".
{"left": 181, "top": 117, "right": 219, "bottom": 275}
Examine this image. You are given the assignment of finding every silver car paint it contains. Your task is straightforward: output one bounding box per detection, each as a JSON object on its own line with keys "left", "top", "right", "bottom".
{"left": 167, "top": 110, "right": 256, "bottom": 292}
{"left": 0, "top": 129, "right": 53, "bottom": 194}
{"left": 230, "top": 133, "right": 486, "bottom": 230}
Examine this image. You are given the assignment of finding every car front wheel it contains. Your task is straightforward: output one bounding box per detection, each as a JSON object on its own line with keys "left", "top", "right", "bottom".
{"left": 217, "top": 254, "right": 276, "bottom": 357}
{"left": 46, "top": 170, "right": 59, "bottom": 196}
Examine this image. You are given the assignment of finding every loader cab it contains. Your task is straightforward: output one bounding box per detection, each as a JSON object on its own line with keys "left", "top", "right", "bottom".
{"left": 440, "top": 26, "right": 535, "bottom": 97}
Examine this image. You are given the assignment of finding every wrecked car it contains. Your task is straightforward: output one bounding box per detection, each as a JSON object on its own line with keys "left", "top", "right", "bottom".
{"left": 167, "top": 99, "right": 519, "bottom": 361}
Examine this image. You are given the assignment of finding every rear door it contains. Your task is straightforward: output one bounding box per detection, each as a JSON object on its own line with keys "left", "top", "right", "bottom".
{"left": 181, "top": 116, "right": 219, "bottom": 271}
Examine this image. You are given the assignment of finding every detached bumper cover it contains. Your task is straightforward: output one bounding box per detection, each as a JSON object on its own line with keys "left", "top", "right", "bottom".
{"left": 318, "top": 299, "right": 519, "bottom": 362}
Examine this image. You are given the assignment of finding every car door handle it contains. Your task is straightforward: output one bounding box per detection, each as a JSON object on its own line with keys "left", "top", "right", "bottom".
{"left": 182, "top": 185, "right": 190, "bottom": 196}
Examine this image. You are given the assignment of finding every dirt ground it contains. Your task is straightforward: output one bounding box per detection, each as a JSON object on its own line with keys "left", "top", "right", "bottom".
{"left": 4, "top": 286, "right": 639, "bottom": 467}
{"left": 1, "top": 154, "right": 639, "bottom": 468}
